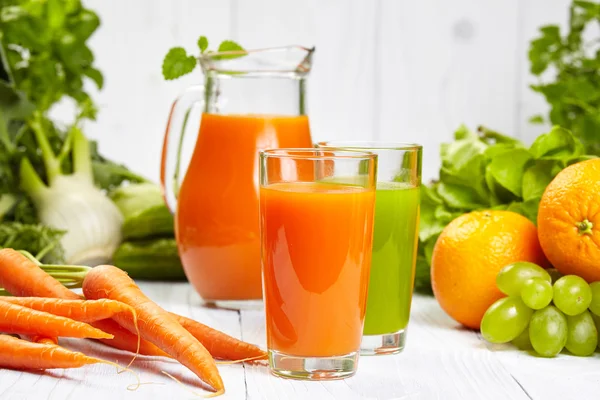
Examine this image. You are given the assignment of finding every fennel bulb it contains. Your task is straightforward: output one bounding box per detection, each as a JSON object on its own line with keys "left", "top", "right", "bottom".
{"left": 20, "top": 121, "right": 122, "bottom": 265}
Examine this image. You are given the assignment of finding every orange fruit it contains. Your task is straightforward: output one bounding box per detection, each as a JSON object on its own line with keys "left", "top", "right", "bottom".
{"left": 537, "top": 158, "right": 600, "bottom": 282}
{"left": 431, "top": 210, "right": 548, "bottom": 329}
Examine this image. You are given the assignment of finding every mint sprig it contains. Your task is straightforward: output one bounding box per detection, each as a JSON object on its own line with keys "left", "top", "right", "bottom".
{"left": 197, "top": 36, "right": 209, "bottom": 53}
{"left": 415, "top": 125, "right": 597, "bottom": 294}
{"left": 162, "top": 48, "right": 196, "bottom": 81}
{"left": 161, "top": 36, "right": 245, "bottom": 80}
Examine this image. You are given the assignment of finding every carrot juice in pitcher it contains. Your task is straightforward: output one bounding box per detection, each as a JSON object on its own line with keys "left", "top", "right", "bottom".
{"left": 177, "top": 114, "right": 311, "bottom": 301}
{"left": 161, "top": 46, "right": 315, "bottom": 306}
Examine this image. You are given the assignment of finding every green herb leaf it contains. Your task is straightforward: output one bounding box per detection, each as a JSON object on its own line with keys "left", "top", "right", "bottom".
{"left": 83, "top": 67, "right": 103, "bottom": 90}
{"left": 527, "top": 1, "right": 600, "bottom": 155}
{"left": 212, "top": 40, "right": 246, "bottom": 60}
{"left": 218, "top": 40, "right": 244, "bottom": 53}
{"left": 198, "top": 36, "right": 209, "bottom": 53}
{"left": 162, "top": 37, "right": 246, "bottom": 80}
{"left": 162, "top": 47, "right": 197, "bottom": 80}
{"left": 47, "top": 0, "right": 65, "bottom": 30}
{"left": 0, "top": 81, "right": 35, "bottom": 122}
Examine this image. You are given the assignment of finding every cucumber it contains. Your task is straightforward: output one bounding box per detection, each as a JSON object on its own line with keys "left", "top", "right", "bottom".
{"left": 110, "top": 183, "right": 174, "bottom": 239}
{"left": 112, "top": 238, "right": 186, "bottom": 280}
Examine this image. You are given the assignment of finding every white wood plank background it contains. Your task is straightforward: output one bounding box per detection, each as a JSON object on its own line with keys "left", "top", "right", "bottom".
{"left": 47, "top": 0, "right": 574, "bottom": 184}
{"left": 2, "top": 282, "right": 599, "bottom": 400}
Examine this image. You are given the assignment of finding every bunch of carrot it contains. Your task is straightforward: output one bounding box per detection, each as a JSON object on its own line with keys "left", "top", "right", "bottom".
{"left": 0, "top": 248, "right": 266, "bottom": 395}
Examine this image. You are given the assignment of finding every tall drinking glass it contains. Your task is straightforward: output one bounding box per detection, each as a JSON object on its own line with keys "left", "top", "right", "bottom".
{"left": 259, "top": 149, "right": 377, "bottom": 379}
{"left": 317, "top": 142, "right": 422, "bottom": 355}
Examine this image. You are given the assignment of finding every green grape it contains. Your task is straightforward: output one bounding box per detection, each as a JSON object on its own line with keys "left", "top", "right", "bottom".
{"left": 481, "top": 297, "right": 533, "bottom": 344}
{"left": 590, "top": 313, "right": 600, "bottom": 350}
{"left": 496, "top": 262, "right": 551, "bottom": 296}
{"left": 588, "top": 282, "right": 600, "bottom": 316}
{"left": 520, "top": 278, "right": 553, "bottom": 310}
{"left": 546, "top": 268, "right": 562, "bottom": 284}
{"left": 553, "top": 275, "right": 592, "bottom": 316}
{"left": 511, "top": 326, "right": 532, "bottom": 350}
{"left": 565, "top": 310, "right": 598, "bottom": 357}
{"left": 529, "top": 306, "right": 568, "bottom": 357}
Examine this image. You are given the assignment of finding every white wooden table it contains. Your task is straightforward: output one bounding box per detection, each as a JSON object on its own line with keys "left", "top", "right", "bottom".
{"left": 1, "top": 282, "right": 599, "bottom": 400}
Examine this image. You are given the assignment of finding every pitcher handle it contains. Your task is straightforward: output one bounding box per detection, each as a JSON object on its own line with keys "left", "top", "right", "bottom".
{"left": 160, "top": 85, "right": 205, "bottom": 213}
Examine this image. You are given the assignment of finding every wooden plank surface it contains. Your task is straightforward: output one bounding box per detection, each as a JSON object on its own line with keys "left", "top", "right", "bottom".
{"left": 4, "top": 283, "right": 597, "bottom": 399}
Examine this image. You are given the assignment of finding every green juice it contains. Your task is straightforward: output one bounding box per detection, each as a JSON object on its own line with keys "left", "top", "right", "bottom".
{"left": 363, "top": 182, "right": 420, "bottom": 335}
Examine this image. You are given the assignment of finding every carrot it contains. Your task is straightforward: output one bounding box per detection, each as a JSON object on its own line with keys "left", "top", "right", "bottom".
{"left": 0, "top": 251, "right": 146, "bottom": 357}
{"left": 0, "top": 297, "right": 134, "bottom": 322}
{"left": 0, "top": 300, "right": 113, "bottom": 339}
{"left": 0, "top": 249, "right": 79, "bottom": 299}
{"left": 91, "top": 319, "right": 170, "bottom": 358}
{"left": 21, "top": 335, "right": 59, "bottom": 345}
{"left": 4, "top": 297, "right": 134, "bottom": 349}
{"left": 0, "top": 334, "right": 108, "bottom": 370}
{"left": 83, "top": 265, "right": 224, "bottom": 392}
{"left": 171, "top": 313, "right": 267, "bottom": 361}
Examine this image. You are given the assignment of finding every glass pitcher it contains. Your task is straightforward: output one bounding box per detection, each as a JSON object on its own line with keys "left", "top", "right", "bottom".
{"left": 161, "top": 46, "right": 314, "bottom": 307}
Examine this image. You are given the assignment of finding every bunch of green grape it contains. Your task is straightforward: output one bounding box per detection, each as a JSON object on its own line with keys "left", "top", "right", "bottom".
{"left": 480, "top": 262, "right": 600, "bottom": 357}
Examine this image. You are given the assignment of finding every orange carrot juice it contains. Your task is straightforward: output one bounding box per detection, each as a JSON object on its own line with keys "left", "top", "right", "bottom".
{"left": 260, "top": 182, "right": 375, "bottom": 357}
{"left": 176, "top": 114, "right": 312, "bottom": 302}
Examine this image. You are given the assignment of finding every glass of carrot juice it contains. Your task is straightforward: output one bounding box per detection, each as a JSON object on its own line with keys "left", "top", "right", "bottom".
{"left": 259, "top": 148, "right": 378, "bottom": 380}
{"left": 316, "top": 141, "right": 422, "bottom": 355}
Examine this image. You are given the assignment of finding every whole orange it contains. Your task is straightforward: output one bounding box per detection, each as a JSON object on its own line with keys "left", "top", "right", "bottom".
{"left": 537, "top": 158, "right": 600, "bottom": 282}
{"left": 431, "top": 210, "right": 548, "bottom": 329}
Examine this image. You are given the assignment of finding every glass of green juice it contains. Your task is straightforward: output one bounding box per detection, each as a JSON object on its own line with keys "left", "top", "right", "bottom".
{"left": 316, "top": 141, "right": 422, "bottom": 355}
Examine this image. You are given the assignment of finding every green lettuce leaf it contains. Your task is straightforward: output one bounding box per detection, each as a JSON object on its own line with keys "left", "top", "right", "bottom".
{"left": 415, "top": 124, "right": 594, "bottom": 295}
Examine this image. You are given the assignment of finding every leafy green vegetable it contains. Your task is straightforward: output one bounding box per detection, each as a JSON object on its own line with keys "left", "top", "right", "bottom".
{"left": 161, "top": 36, "right": 245, "bottom": 80}
{"left": 110, "top": 182, "right": 174, "bottom": 240}
{"left": 0, "top": 222, "right": 65, "bottom": 263}
{"left": 20, "top": 126, "right": 124, "bottom": 265}
{"left": 0, "top": 0, "right": 102, "bottom": 115}
{"left": 0, "top": 0, "right": 106, "bottom": 223}
{"left": 0, "top": 0, "right": 149, "bottom": 263}
{"left": 528, "top": 0, "right": 600, "bottom": 155}
{"left": 416, "top": 125, "right": 596, "bottom": 294}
